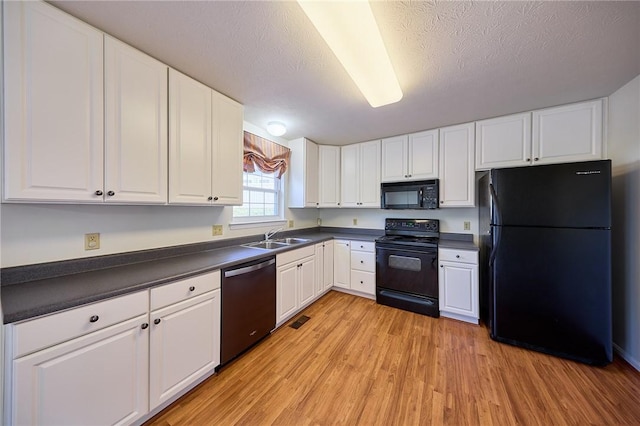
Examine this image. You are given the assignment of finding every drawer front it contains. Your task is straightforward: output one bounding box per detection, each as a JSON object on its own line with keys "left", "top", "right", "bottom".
{"left": 438, "top": 248, "right": 478, "bottom": 264}
{"left": 350, "top": 270, "right": 375, "bottom": 295}
{"left": 351, "top": 251, "right": 375, "bottom": 272}
{"left": 276, "top": 245, "right": 315, "bottom": 267}
{"left": 12, "top": 291, "right": 148, "bottom": 358}
{"left": 150, "top": 270, "right": 219, "bottom": 311}
{"left": 350, "top": 240, "right": 375, "bottom": 253}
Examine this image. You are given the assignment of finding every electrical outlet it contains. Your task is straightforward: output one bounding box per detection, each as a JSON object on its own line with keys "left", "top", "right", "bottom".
{"left": 353, "top": 218, "right": 358, "bottom": 226}
{"left": 464, "top": 221, "right": 471, "bottom": 231}
{"left": 288, "top": 220, "right": 294, "bottom": 228}
{"left": 84, "top": 233, "right": 100, "bottom": 250}
{"left": 212, "top": 225, "right": 223, "bottom": 236}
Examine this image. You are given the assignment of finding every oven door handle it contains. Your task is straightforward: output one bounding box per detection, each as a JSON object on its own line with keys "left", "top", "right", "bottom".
{"left": 376, "top": 246, "right": 437, "bottom": 256}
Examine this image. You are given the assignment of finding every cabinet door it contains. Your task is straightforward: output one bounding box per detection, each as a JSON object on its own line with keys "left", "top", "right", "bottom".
{"left": 298, "top": 257, "right": 316, "bottom": 308}
{"left": 381, "top": 135, "right": 408, "bottom": 182}
{"left": 439, "top": 123, "right": 475, "bottom": 207}
{"left": 323, "top": 241, "right": 335, "bottom": 291}
{"left": 4, "top": 1, "right": 104, "bottom": 202}
{"left": 359, "top": 140, "right": 381, "bottom": 207}
{"left": 211, "top": 91, "right": 244, "bottom": 205}
{"left": 304, "top": 141, "right": 320, "bottom": 207}
{"left": 439, "top": 261, "right": 479, "bottom": 322}
{"left": 333, "top": 241, "right": 351, "bottom": 289}
{"left": 169, "top": 69, "right": 212, "bottom": 205}
{"left": 318, "top": 146, "right": 341, "bottom": 207}
{"left": 532, "top": 99, "right": 603, "bottom": 165}
{"left": 13, "top": 315, "right": 149, "bottom": 426}
{"left": 315, "top": 244, "right": 324, "bottom": 295}
{"left": 149, "top": 290, "right": 220, "bottom": 409}
{"left": 104, "top": 36, "right": 168, "bottom": 204}
{"left": 340, "top": 144, "right": 360, "bottom": 207}
{"left": 475, "top": 112, "right": 532, "bottom": 170}
{"left": 277, "top": 263, "right": 299, "bottom": 323}
{"left": 408, "top": 130, "right": 439, "bottom": 179}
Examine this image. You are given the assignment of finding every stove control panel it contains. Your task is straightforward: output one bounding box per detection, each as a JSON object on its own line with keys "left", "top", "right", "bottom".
{"left": 384, "top": 218, "right": 439, "bottom": 234}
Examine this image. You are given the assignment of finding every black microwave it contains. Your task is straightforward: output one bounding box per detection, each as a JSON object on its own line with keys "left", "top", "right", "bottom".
{"left": 381, "top": 179, "right": 439, "bottom": 209}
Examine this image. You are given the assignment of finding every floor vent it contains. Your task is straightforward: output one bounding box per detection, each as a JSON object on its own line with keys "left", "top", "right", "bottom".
{"left": 290, "top": 315, "right": 310, "bottom": 329}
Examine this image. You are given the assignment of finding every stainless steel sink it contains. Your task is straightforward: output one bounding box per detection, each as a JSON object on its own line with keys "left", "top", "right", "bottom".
{"left": 272, "top": 237, "right": 310, "bottom": 244}
{"left": 243, "top": 241, "right": 289, "bottom": 250}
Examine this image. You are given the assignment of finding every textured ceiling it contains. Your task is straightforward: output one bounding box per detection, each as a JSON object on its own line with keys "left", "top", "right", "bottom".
{"left": 51, "top": 1, "right": 640, "bottom": 146}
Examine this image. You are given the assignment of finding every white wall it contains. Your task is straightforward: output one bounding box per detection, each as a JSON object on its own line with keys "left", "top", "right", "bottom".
{"left": 0, "top": 122, "right": 318, "bottom": 267}
{"left": 608, "top": 74, "right": 640, "bottom": 370}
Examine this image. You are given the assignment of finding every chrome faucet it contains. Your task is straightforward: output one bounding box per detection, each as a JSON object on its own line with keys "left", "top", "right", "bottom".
{"left": 264, "top": 227, "right": 283, "bottom": 241}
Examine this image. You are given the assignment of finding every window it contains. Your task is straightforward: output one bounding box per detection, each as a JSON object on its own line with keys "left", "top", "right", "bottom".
{"left": 232, "top": 168, "right": 283, "bottom": 221}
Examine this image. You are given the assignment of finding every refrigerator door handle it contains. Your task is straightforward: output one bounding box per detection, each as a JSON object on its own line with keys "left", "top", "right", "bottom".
{"left": 489, "top": 224, "right": 501, "bottom": 267}
{"left": 489, "top": 183, "right": 501, "bottom": 226}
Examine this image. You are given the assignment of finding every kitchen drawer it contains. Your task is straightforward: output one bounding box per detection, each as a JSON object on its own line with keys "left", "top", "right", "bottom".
{"left": 439, "top": 248, "right": 478, "bottom": 264}
{"left": 351, "top": 251, "right": 375, "bottom": 272}
{"left": 276, "top": 245, "right": 315, "bottom": 267}
{"left": 351, "top": 270, "right": 375, "bottom": 295}
{"left": 350, "top": 240, "right": 375, "bottom": 253}
{"left": 151, "top": 270, "right": 220, "bottom": 311}
{"left": 11, "top": 290, "right": 148, "bottom": 358}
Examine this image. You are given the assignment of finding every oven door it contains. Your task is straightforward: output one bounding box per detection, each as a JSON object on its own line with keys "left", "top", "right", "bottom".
{"left": 375, "top": 244, "right": 438, "bottom": 298}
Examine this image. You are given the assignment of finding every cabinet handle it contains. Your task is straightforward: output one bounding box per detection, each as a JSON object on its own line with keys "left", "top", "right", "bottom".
{"left": 95, "top": 190, "right": 103, "bottom": 196}
{"left": 360, "top": 281, "right": 364, "bottom": 284}
{"left": 526, "top": 158, "right": 531, "bottom": 162}
{"left": 440, "top": 201, "right": 444, "bottom": 204}
{"left": 440, "top": 265, "right": 443, "bottom": 268}
{"left": 189, "top": 286, "right": 195, "bottom": 291}
{"left": 456, "top": 255, "right": 460, "bottom": 258}
{"left": 141, "top": 323, "right": 149, "bottom": 330}
{"left": 107, "top": 191, "right": 115, "bottom": 196}
{"left": 207, "top": 196, "right": 213, "bottom": 201}
{"left": 360, "top": 260, "right": 364, "bottom": 264}
{"left": 534, "top": 157, "right": 539, "bottom": 161}
{"left": 337, "top": 203, "right": 340, "bottom": 206}
{"left": 89, "top": 315, "right": 99, "bottom": 323}
{"left": 213, "top": 196, "right": 219, "bottom": 201}
{"left": 408, "top": 174, "right": 412, "bottom": 178}
{"left": 154, "top": 318, "right": 161, "bottom": 325}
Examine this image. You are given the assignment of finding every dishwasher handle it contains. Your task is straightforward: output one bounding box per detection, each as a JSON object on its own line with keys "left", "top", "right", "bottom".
{"left": 224, "top": 258, "right": 276, "bottom": 278}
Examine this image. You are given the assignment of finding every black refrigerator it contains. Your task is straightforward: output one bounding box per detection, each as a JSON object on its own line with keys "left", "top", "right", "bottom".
{"left": 478, "top": 160, "right": 612, "bottom": 365}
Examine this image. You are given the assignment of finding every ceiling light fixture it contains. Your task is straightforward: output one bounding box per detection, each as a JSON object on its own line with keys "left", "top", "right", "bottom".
{"left": 297, "top": 0, "right": 402, "bottom": 108}
{"left": 267, "top": 121, "right": 287, "bottom": 137}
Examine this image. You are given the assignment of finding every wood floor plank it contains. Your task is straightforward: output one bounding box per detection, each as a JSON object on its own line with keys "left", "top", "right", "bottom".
{"left": 146, "top": 291, "right": 640, "bottom": 426}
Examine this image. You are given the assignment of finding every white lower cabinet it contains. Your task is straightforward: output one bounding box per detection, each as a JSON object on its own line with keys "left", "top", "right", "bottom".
{"left": 333, "top": 240, "right": 351, "bottom": 289}
{"left": 7, "top": 292, "right": 150, "bottom": 426}
{"left": 333, "top": 240, "right": 375, "bottom": 297}
{"left": 149, "top": 277, "right": 221, "bottom": 409}
{"left": 315, "top": 241, "right": 335, "bottom": 296}
{"left": 276, "top": 246, "right": 316, "bottom": 326}
{"left": 6, "top": 271, "right": 222, "bottom": 425}
{"left": 438, "top": 248, "right": 479, "bottom": 324}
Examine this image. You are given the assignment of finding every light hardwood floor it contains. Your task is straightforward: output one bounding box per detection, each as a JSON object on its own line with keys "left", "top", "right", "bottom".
{"left": 146, "top": 291, "right": 640, "bottom": 425}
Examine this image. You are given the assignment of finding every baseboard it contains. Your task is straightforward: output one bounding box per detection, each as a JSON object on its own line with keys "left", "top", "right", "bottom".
{"left": 440, "top": 311, "right": 479, "bottom": 325}
{"left": 331, "top": 286, "right": 375, "bottom": 301}
{"left": 613, "top": 342, "right": 640, "bottom": 371}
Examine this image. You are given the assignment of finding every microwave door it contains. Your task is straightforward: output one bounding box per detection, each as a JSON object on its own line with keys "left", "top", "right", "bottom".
{"left": 384, "top": 188, "right": 421, "bottom": 209}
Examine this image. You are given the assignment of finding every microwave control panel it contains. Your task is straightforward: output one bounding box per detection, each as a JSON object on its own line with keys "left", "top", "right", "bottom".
{"left": 423, "top": 184, "right": 439, "bottom": 209}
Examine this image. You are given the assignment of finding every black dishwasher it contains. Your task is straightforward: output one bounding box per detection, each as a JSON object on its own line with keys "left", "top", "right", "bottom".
{"left": 221, "top": 256, "right": 276, "bottom": 366}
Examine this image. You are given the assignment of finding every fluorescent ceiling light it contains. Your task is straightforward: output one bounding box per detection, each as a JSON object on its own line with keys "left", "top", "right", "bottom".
{"left": 298, "top": 0, "right": 402, "bottom": 108}
{"left": 267, "top": 121, "right": 287, "bottom": 137}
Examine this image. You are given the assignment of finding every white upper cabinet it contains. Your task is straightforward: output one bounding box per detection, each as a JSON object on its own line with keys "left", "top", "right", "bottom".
{"left": 211, "top": 91, "right": 244, "bottom": 205}
{"left": 318, "top": 145, "right": 341, "bottom": 207}
{"left": 4, "top": 1, "right": 104, "bottom": 202}
{"left": 104, "top": 36, "right": 168, "bottom": 204}
{"left": 381, "top": 130, "right": 438, "bottom": 182}
{"left": 439, "top": 123, "right": 475, "bottom": 207}
{"left": 288, "top": 138, "right": 319, "bottom": 208}
{"left": 341, "top": 140, "right": 381, "bottom": 208}
{"left": 532, "top": 99, "right": 603, "bottom": 165}
{"left": 169, "top": 69, "right": 213, "bottom": 205}
{"left": 170, "top": 69, "right": 243, "bottom": 206}
{"left": 475, "top": 112, "right": 532, "bottom": 170}
{"left": 476, "top": 99, "right": 604, "bottom": 170}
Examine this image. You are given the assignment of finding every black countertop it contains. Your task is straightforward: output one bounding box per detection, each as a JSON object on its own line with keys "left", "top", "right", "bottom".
{"left": 1, "top": 227, "right": 477, "bottom": 324}
{"left": 1, "top": 229, "right": 382, "bottom": 323}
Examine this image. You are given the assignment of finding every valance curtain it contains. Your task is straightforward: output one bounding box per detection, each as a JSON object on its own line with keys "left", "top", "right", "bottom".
{"left": 243, "top": 131, "right": 291, "bottom": 178}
